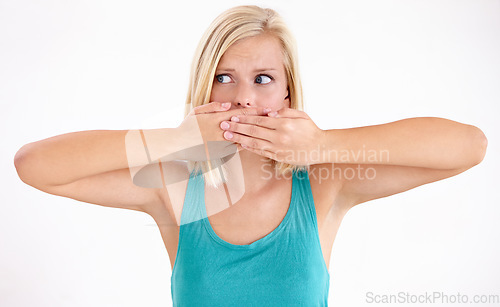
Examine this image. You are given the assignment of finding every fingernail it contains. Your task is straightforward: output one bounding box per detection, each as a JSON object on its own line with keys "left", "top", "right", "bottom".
{"left": 222, "top": 102, "right": 231, "bottom": 108}
{"left": 224, "top": 131, "right": 233, "bottom": 139}
{"left": 268, "top": 111, "right": 278, "bottom": 117}
{"left": 231, "top": 116, "right": 239, "bottom": 122}
{"left": 220, "top": 121, "right": 230, "bottom": 129}
{"left": 263, "top": 108, "right": 271, "bottom": 113}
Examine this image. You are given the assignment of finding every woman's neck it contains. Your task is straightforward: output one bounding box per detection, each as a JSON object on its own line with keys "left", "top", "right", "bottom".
{"left": 221, "top": 149, "right": 277, "bottom": 195}
{"left": 241, "top": 150, "right": 275, "bottom": 191}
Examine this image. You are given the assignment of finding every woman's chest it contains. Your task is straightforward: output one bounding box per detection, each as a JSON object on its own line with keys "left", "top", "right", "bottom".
{"left": 204, "top": 182, "right": 292, "bottom": 246}
{"left": 158, "top": 170, "right": 346, "bottom": 271}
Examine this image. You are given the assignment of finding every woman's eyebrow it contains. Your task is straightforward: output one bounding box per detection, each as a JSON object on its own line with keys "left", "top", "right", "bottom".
{"left": 216, "top": 67, "right": 277, "bottom": 72}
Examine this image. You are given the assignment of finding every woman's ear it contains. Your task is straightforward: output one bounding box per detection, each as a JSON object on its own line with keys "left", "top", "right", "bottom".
{"left": 284, "top": 88, "right": 290, "bottom": 107}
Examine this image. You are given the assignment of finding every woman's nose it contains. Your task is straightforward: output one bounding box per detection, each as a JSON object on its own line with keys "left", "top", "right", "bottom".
{"left": 236, "top": 101, "right": 252, "bottom": 107}
{"left": 234, "top": 84, "right": 255, "bottom": 107}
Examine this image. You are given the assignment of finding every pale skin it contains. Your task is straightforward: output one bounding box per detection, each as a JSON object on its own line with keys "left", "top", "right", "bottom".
{"left": 149, "top": 35, "right": 486, "bottom": 267}
{"left": 14, "top": 33, "right": 488, "bottom": 272}
{"left": 193, "top": 33, "right": 489, "bottom": 269}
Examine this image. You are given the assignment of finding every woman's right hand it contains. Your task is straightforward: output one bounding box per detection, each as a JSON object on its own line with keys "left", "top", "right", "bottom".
{"left": 173, "top": 101, "right": 270, "bottom": 161}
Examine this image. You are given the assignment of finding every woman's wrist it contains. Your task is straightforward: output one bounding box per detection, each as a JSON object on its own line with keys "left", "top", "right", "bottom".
{"left": 136, "top": 127, "right": 193, "bottom": 163}
{"left": 315, "top": 129, "right": 340, "bottom": 164}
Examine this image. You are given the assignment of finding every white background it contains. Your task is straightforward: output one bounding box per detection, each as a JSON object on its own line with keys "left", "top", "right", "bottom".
{"left": 1, "top": 0, "right": 499, "bottom": 306}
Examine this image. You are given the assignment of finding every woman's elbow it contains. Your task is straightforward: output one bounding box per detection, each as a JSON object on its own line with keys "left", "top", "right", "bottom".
{"left": 470, "top": 125, "right": 488, "bottom": 166}
{"left": 14, "top": 144, "right": 37, "bottom": 186}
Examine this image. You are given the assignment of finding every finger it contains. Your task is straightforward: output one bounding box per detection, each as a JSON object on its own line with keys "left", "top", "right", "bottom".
{"left": 267, "top": 107, "right": 308, "bottom": 119}
{"left": 226, "top": 106, "right": 274, "bottom": 117}
{"left": 221, "top": 121, "right": 274, "bottom": 141}
{"left": 193, "top": 101, "right": 231, "bottom": 114}
{"left": 228, "top": 114, "right": 278, "bottom": 129}
{"left": 223, "top": 130, "right": 273, "bottom": 150}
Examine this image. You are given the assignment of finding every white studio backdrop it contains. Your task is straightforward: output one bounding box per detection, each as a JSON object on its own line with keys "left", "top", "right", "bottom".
{"left": 1, "top": 0, "right": 499, "bottom": 306}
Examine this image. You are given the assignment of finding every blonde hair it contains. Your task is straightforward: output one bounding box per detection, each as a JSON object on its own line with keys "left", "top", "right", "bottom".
{"left": 184, "top": 5, "right": 307, "bottom": 187}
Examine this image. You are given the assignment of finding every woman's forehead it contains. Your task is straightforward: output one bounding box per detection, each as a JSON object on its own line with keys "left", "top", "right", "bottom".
{"left": 217, "top": 34, "right": 285, "bottom": 71}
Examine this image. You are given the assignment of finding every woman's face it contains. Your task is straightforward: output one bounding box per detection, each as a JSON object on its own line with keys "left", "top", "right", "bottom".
{"left": 210, "top": 34, "right": 290, "bottom": 111}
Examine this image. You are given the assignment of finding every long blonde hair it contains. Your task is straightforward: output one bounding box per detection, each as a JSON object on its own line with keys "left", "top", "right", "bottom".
{"left": 184, "top": 5, "right": 307, "bottom": 187}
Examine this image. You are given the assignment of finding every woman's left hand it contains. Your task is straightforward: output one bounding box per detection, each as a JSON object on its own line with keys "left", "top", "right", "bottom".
{"left": 219, "top": 108, "right": 326, "bottom": 165}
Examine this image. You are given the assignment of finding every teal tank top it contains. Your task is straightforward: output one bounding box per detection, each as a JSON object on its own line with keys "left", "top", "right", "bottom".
{"left": 171, "top": 169, "right": 330, "bottom": 306}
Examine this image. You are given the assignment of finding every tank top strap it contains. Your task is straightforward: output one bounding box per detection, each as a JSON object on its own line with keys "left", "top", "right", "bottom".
{"left": 291, "top": 168, "right": 320, "bottom": 231}
{"left": 179, "top": 170, "right": 206, "bottom": 226}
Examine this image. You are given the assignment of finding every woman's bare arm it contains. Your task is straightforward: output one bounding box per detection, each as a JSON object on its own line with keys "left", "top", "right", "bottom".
{"left": 13, "top": 128, "right": 185, "bottom": 213}
{"left": 317, "top": 117, "right": 488, "bottom": 210}
{"left": 13, "top": 102, "right": 270, "bottom": 214}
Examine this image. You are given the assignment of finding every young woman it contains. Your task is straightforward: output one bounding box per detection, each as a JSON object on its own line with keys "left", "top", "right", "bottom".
{"left": 14, "top": 5, "right": 487, "bottom": 306}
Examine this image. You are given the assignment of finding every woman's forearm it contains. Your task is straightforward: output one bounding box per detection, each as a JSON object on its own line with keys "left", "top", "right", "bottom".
{"left": 13, "top": 127, "right": 189, "bottom": 188}
{"left": 319, "top": 117, "right": 487, "bottom": 169}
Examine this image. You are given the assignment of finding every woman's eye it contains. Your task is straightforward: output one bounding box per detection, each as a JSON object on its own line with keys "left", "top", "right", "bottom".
{"left": 216, "top": 74, "right": 231, "bottom": 83}
{"left": 255, "top": 75, "right": 272, "bottom": 84}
